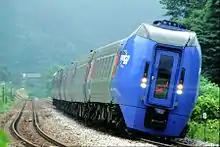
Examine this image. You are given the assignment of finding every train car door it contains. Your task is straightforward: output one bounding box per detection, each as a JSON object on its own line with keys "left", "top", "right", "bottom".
{"left": 147, "top": 49, "right": 180, "bottom": 108}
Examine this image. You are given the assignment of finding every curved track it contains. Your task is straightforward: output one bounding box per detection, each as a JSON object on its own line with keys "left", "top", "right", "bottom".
{"left": 139, "top": 137, "right": 196, "bottom": 147}
{"left": 171, "top": 140, "right": 196, "bottom": 147}
{"left": 10, "top": 99, "right": 70, "bottom": 147}
{"left": 32, "top": 100, "right": 71, "bottom": 147}
{"left": 8, "top": 94, "right": 196, "bottom": 147}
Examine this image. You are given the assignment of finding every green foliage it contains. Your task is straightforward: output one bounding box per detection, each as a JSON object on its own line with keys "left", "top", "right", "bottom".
{"left": 159, "top": 0, "right": 207, "bottom": 19}
{"left": 187, "top": 76, "right": 220, "bottom": 143}
{"left": 199, "top": 76, "right": 219, "bottom": 97}
{"left": 187, "top": 120, "right": 220, "bottom": 144}
{"left": 25, "top": 78, "right": 45, "bottom": 98}
{"left": 0, "top": 129, "right": 10, "bottom": 147}
{"left": 0, "top": 100, "right": 14, "bottom": 113}
{"left": 159, "top": 0, "right": 188, "bottom": 19}
{"left": 24, "top": 65, "right": 61, "bottom": 98}
{"left": 0, "top": 67, "right": 11, "bottom": 82}
{"left": 43, "top": 66, "right": 60, "bottom": 97}
{"left": 191, "top": 76, "right": 219, "bottom": 122}
{"left": 0, "top": 85, "right": 14, "bottom": 113}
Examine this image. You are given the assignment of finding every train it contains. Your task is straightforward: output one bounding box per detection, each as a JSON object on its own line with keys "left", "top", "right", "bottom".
{"left": 51, "top": 20, "right": 202, "bottom": 139}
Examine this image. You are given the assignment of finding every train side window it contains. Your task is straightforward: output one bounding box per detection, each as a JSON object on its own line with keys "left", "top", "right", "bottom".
{"left": 106, "top": 57, "right": 111, "bottom": 77}
{"left": 94, "top": 60, "right": 99, "bottom": 79}
{"left": 95, "top": 60, "right": 99, "bottom": 78}
{"left": 95, "top": 60, "right": 99, "bottom": 79}
{"left": 99, "top": 59, "right": 103, "bottom": 78}
{"left": 109, "top": 55, "right": 115, "bottom": 76}
{"left": 97, "top": 60, "right": 101, "bottom": 78}
{"left": 102, "top": 58, "right": 106, "bottom": 77}
{"left": 102, "top": 58, "right": 107, "bottom": 78}
{"left": 98, "top": 59, "right": 103, "bottom": 78}
{"left": 101, "top": 58, "right": 106, "bottom": 78}
{"left": 103, "top": 58, "right": 107, "bottom": 77}
{"left": 104, "top": 58, "right": 109, "bottom": 77}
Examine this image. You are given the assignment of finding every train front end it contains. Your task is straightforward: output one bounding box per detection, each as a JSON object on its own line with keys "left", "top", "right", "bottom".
{"left": 111, "top": 20, "right": 202, "bottom": 138}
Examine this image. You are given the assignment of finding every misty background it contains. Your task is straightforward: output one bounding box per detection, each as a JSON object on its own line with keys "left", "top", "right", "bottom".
{"left": 0, "top": 0, "right": 166, "bottom": 74}
{"left": 0, "top": 0, "right": 168, "bottom": 96}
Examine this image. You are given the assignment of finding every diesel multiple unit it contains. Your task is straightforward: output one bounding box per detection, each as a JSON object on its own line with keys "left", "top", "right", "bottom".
{"left": 51, "top": 20, "right": 202, "bottom": 138}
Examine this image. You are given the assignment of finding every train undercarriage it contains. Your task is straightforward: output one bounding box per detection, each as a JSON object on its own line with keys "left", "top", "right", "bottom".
{"left": 52, "top": 99, "right": 126, "bottom": 132}
{"left": 52, "top": 99, "right": 189, "bottom": 140}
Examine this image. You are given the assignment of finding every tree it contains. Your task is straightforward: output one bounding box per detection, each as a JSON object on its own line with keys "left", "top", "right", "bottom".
{"left": 43, "top": 66, "right": 60, "bottom": 97}
{"left": 202, "top": 0, "right": 220, "bottom": 84}
{"left": 159, "top": 0, "right": 207, "bottom": 20}
{"left": 0, "top": 67, "right": 11, "bottom": 82}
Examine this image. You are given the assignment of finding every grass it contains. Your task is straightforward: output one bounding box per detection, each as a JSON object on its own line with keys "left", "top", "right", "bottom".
{"left": 187, "top": 120, "right": 220, "bottom": 144}
{"left": 0, "top": 128, "right": 10, "bottom": 147}
{"left": 0, "top": 100, "right": 14, "bottom": 113}
{"left": 0, "top": 88, "right": 13, "bottom": 146}
{"left": 0, "top": 88, "right": 14, "bottom": 113}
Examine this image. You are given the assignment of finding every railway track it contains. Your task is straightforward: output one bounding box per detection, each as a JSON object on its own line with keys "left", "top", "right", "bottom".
{"left": 49, "top": 101, "right": 196, "bottom": 147}
{"left": 171, "top": 140, "right": 195, "bottom": 147}
{"left": 138, "top": 137, "right": 196, "bottom": 147}
{"left": 7, "top": 96, "right": 196, "bottom": 147}
{"left": 137, "top": 137, "right": 195, "bottom": 147}
{"left": 139, "top": 138, "right": 174, "bottom": 147}
{"left": 9, "top": 99, "right": 70, "bottom": 147}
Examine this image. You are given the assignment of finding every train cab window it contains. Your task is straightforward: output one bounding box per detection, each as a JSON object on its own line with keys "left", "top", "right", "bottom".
{"left": 136, "top": 25, "right": 148, "bottom": 38}
{"left": 154, "top": 55, "right": 173, "bottom": 99}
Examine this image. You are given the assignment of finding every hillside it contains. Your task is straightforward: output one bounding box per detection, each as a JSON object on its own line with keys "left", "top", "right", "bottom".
{"left": 0, "top": 0, "right": 166, "bottom": 75}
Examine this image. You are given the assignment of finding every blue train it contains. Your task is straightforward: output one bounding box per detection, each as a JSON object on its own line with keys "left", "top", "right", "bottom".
{"left": 51, "top": 20, "right": 202, "bottom": 139}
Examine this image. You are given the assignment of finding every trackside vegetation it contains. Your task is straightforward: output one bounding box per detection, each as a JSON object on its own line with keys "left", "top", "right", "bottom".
{"left": 188, "top": 76, "right": 219, "bottom": 144}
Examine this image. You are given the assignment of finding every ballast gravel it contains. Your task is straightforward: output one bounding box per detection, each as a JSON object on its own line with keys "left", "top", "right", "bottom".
{"left": 37, "top": 100, "right": 219, "bottom": 147}
{"left": 37, "top": 101, "right": 155, "bottom": 146}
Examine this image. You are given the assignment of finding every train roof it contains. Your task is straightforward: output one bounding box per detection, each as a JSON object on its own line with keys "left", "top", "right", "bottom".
{"left": 130, "top": 22, "right": 200, "bottom": 47}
